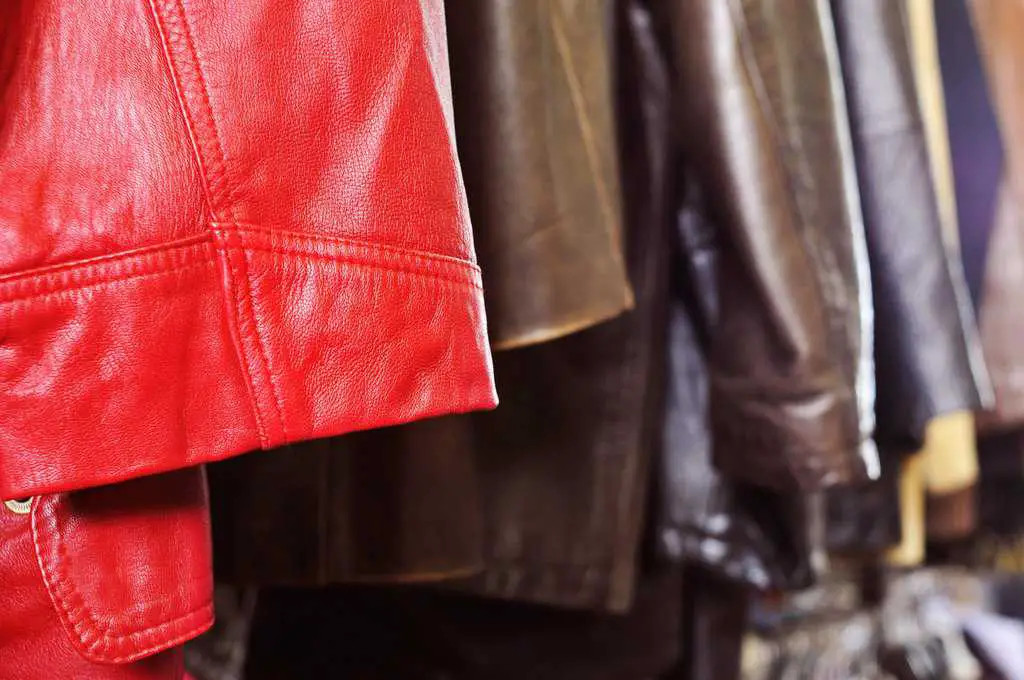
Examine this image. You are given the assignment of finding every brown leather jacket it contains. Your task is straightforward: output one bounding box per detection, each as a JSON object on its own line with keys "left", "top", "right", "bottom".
{"left": 667, "top": 0, "right": 877, "bottom": 492}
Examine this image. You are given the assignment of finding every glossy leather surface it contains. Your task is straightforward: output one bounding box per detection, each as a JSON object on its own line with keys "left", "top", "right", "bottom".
{"left": 206, "top": 0, "right": 645, "bottom": 588}
{"left": 0, "top": 468, "right": 211, "bottom": 678}
{"left": 972, "top": 0, "right": 1024, "bottom": 431}
{"left": 659, "top": 175, "right": 822, "bottom": 591}
{"left": 667, "top": 0, "right": 877, "bottom": 491}
{"left": 831, "top": 0, "right": 985, "bottom": 451}
{"left": 0, "top": 0, "right": 496, "bottom": 500}
{"left": 445, "top": 0, "right": 633, "bottom": 349}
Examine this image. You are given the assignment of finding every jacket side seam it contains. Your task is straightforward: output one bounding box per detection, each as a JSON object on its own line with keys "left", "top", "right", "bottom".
{"left": 174, "top": 0, "right": 289, "bottom": 443}
{"left": 146, "top": 0, "right": 282, "bottom": 446}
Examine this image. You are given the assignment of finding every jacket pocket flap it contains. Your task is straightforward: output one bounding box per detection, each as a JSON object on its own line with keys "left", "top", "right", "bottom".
{"left": 32, "top": 467, "right": 214, "bottom": 664}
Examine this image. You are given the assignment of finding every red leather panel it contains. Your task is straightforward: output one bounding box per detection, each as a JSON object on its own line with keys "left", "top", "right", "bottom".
{"left": 0, "top": 0, "right": 496, "bottom": 499}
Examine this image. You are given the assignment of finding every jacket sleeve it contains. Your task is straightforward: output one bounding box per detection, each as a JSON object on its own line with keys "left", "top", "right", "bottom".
{"left": 666, "top": 0, "right": 877, "bottom": 490}
{"left": 0, "top": 0, "right": 496, "bottom": 500}
{"left": 831, "top": 0, "right": 986, "bottom": 450}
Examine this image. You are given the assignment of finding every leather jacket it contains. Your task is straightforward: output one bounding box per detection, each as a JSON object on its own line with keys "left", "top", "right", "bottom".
{"left": 824, "top": 0, "right": 988, "bottom": 556}
{"left": 656, "top": 0, "right": 883, "bottom": 588}
{"left": 831, "top": 0, "right": 985, "bottom": 451}
{"left": 667, "top": 0, "right": 878, "bottom": 492}
{"left": 445, "top": 0, "right": 634, "bottom": 349}
{"left": 446, "top": 0, "right": 671, "bottom": 612}
{"left": 0, "top": 1, "right": 496, "bottom": 674}
{"left": 207, "top": 0, "right": 638, "bottom": 590}
{"left": 972, "top": 0, "right": 1024, "bottom": 431}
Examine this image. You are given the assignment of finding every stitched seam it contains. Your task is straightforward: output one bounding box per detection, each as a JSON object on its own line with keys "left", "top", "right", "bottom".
{"left": 223, "top": 222, "right": 482, "bottom": 273}
{"left": 0, "top": 258, "right": 217, "bottom": 307}
{"left": 243, "top": 245, "right": 482, "bottom": 289}
{"left": 146, "top": 1, "right": 219, "bottom": 217}
{"left": 32, "top": 501, "right": 213, "bottom": 663}
{"left": 173, "top": 0, "right": 287, "bottom": 441}
{"left": 0, "top": 240, "right": 482, "bottom": 306}
{"left": 0, "top": 242, "right": 214, "bottom": 302}
{"left": 0, "top": 235, "right": 211, "bottom": 287}
{"left": 236, "top": 249, "right": 289, "bottom": 441}
{"left": 149, "top": 0, "right": 278, "bottom": 445}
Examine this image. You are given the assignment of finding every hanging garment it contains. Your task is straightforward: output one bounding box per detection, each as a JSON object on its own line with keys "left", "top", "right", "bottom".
{"left": 444, "top": 0, "right": 634, "bottom": 349}
{"left": 441, "top": 0, "right": 672, "bottom": 612}
{"left": 206, "top": 0, "right": 636, "bottom": 589}
{"left": 658, "top": 173, "right": 824, "bottom": 591}
{"left": 924, "top": 411, "right": 980, "bottom": 541}
{"left": 667, "top": 0, "right": 877, "bottom": 492}
{"left": 207, "top": 0, "right": 638, "bottom": 589}
{"left": 971, "top": 0, "right": 1024, "bottom": 432}
{"left": 209, "top": 417, "right": 484, "bottom": 585}
{"left": 0, "top": 0, "right": 496, "bottom": 674}
{"left": 0, "top": 0, "right": 496, "bottom": 501}
{"left": 824, "top": 0, "right": 987, "bottom": 560}
{"left": 831, "top": 0, "right": 985, "bottom": 451}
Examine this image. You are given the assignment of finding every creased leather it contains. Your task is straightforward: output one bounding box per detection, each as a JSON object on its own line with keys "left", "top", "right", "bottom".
{"left": 0, "top": 0, "right": 496, "bottom": 501}
{"left": 0, "top": 468, "right": 211, "bottom": 679}
{"left": 972, "top": 0, "right": 1024, "bottom": 431}
{"left": 667, "top": 0, "right": 877, "bottom": 491}
{"left": 444, "top": 0, "right": 634, "bottom": 349}
{"left": 831, "top": 0, "right": 985, "bottom": 450}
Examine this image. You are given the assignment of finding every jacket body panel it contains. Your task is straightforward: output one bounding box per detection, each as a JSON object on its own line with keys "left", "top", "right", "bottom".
{"left": 209, "top": 416, "right": 483, "bottom": 585}
{"left": 0, "top": 0, "right": 497, "bottom": 499}
{"left": 442, "top": 0, "right": 672, "bottom": 612}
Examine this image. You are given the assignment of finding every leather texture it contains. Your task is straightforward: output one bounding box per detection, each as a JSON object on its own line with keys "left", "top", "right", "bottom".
{"left": 935, "top": 0, "right": 1005, "bottom": 313}
{"left": 445, "top": 0, "right": 634, "bottom": 349}
{"left": 0, "top": 467, "right": 211, "bottom": 679}
{"left": 207, "top": 0, "right": 647, "bottom": 589}
{"left": 972, "top": 0, "right": 1024, "bottom": 431}
{"left": 667, "top": 0, "right": 878, "bottom": 491}
{"left": 437, "top": 0, "right": 672, "bottom": 612}
{"left": 0, "top": 0, "right": 497, "bottom": 501}
{"left": 823, "top": 0, "right": 986, "bottom": 559}
{"left": 658, "top": 173, "right": 823, "bottom": 592}
{"left": 209, "top": 417, "right": 483, "bottom": 585}
{"left": 831, "top": 0, "right": 986, "bottom": 451}
{"left": 206, "top": 0, "right": 643, "bottom": 588}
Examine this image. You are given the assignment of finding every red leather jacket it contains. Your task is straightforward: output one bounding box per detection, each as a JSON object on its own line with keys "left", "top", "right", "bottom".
{"left": 0, "top": 0, "right": 495, "bottom": 675}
